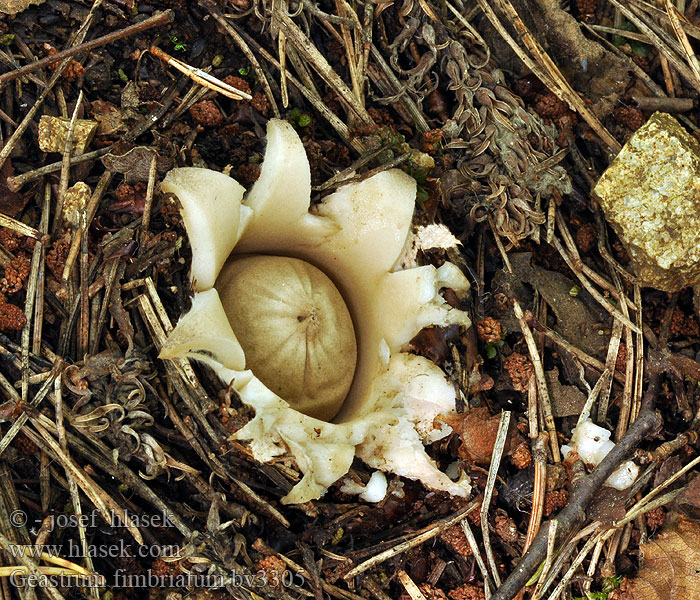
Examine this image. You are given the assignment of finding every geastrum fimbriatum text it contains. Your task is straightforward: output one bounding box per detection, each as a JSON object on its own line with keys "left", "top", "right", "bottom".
{"left": 159, "top": 119, "right": 473, "bottom": 503}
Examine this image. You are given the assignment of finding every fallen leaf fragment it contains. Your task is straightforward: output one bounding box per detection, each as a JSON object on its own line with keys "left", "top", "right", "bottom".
{"left": 623, "top": 514, "right": 700, "bottom": 600}
{"left": 443, "top": 406, "right": 518, "bottom": 465}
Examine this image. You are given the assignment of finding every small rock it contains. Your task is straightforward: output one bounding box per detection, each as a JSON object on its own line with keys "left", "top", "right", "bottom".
{"left": 38, "top": 115, "right": 97, "bottom": 155}
{"left": 594, "top": 112, "right": 700, "bottom": 291}
{"left": 62, "top": 182, "right": 91, "bottom": 228}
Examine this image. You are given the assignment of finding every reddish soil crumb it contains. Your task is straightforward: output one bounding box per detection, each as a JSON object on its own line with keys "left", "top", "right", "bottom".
{"left": 1, "top": 256, "right": 31, "bottom": 294}
{"left": 490, "top": 292, "right": 511, "bottom": 315}
{"left": 503, "top": 352, "right": 534, "bottom": 392}
{"left": 43, "top": 44, "right": 84, "bottom": 81}
{"left": 670, "top": 307, "right": 700, "bottom": 337}
{"left": 160, "top": 194, "right": 183, "bottom": 227}
{"left": 511, "top": 440, "right": 532, "bottom": 469}
{"left": 631, "top": 55, "right": 651, "bottom": 73}
{"left": 544, "top": 489, "right": 569, "bottom": 516}
{"left": 449, "top": 583, "right": 486, "bottom": 600}
{"left": 11, "top": 432, "right": 37, "bottom": 455}
{"left": 189, "top": 101, "right": 224, "bottom": 127}
{"left": 46, "top": 233, "right": 72, "bottom": 279}
{"left": 612, "top": 240, "right": 630, "bottom": 265}
{"left": 223, "top": 75, "right": 252, "bottom": 97}
{"left": 440, "top": 524, "right": 473, "bottom": 556}
{"left": 421, "top": 129, "right": 444, "bottom": 154}
{"left": 150, "top": 558, "right": 182, "bottom": 577}
{"left": 615, "top": 342, "right": 628, "bottom": 374}
{"left": 576, "top": 223, "right": 597, "bottom": 253}
{"left": 368, "top": 107, "right": 398, "bottom": 131}
{"left": 513, "top": 74, "right": 543, "bottom": 102}
{"left": 111, "top": 183, "right": 146, "bottom": 215}
{"left": 534, "top": 93, "right": 568, "bottom": 119}
{"left": 322, "top": 561, "right": 352, "bottom": 585}
{"left": 476, "top": 317, "right": 502, "bottom": 343}
{"left": 494, "top": 513, "right": 519, "bottom": 544}
{"left": 251, "top": 92, "right": 271, "bottom": 116}
{"left": 645, "top": 506, "right": 666, "bottom": 530}
{"left": 63, "top": 60, "right": 86, "bottom": 82}
{"left": 613, "top": 106, "right": 645, "bottom": 131}
{"left": 254, "top": 556, "right": 288, "bottom": 589}
{"left": 115, "top": 183, "right": 135, "bottom": 202}
{"left": 573, "top": 0, "right": 598, "bottom": 20}
{"left": 554, "top": 113, "right": 578, "bottom": 146}
{"left": 0, "top": 228, "right": 21, "bottom": 252}
{"left": 237, "top": 163, "right": 261, "bottom": 186}
{"left": 418, "top": 584, "right": 448, "bottom": 600}
{"left": 0, "top": 302, "right": 26, "bottom": 332}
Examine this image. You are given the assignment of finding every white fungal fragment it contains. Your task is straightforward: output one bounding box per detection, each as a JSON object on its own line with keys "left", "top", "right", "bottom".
{"left": 159, "top": 119, "right": 473, "bottom": 503}
{"left": 360, "top": 472, "right": 388, "bottom": 503}
{"left": 561, "top": 419, "right": 639, "bottom": 490}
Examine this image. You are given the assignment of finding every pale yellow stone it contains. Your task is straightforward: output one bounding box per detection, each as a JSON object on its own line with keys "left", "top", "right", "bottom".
{"left": 594, "top": 112, "right": 700, "bottom": 291}
{"left": 38, "top": 115, "right": 97, "bottom": 155}
{"left": 62, "top": 182, "right": 91, "bottom": 228}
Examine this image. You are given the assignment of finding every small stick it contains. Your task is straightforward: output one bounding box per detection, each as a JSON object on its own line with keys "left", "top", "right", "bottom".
{"left": 633, "top": 95, "right": 695, "bottom": 111}
{"left": 398, "top": 571, "right": 427, "bottom": 600}
{"left": 32, "top": 185, "right": 51, "bottom": 355}
{"left": 149, "top": 46, "right": 252, "bottom": 100}
{"left": 21, "top": 187, "right": 50, "bottom": 405}
{"left": 7, "top": 147, "right": 111, "bottom": 191}
{"left": 513, "top": 299, "right": 561, "bottom": 462}
{"left": 461, "top": 519, "right": 493, "bottom": 598}
{"left": 598, "top": 319, "right": 622, "bottom": 423}
{"left": 552, "top": 236, "right": 640, "bottom": 333}
{"left": 545, "top": 197, "right": 556, "bottom": 244}
{"left": 661, "top": 55, "right": 676, "bottom": 96}
{"left": 53, "top": 89, "right": 84, "bottom": 237}
{"left": 79, "top": 216, "right": 89, "bottom": 357}
{"left": 0, "top": 11, "right": 173, "bottom": 88}
{"left": 577, "top": 369, "right": 612, "bottom": 428}
{"left": 139, "top": 154, "right": 158, "bottom": 255}
{"left": 344, "top": 501, "right": 478, "bottom": 578}
{"left": 488, "top": 214, "right": 514, "bottom": 273}
{"left": 482, "top": 411, "right": 511, "bottom": 587}
{"left": 631, "top": 285, "right": 645, "bottom": 424}
{"left": 544, "top": 530, "right": 601, "bottom": 600}
{"left": 527, "top": 374, "right": 538, "bottom": 438}
{"left": 0, "top": 213, "right": 48, "bottom": 244}
{"left": 531, "top": 520, "right": 558, "bottom": 600}
{"left": 666, "top": 0, "right": 700, "bottom": 83}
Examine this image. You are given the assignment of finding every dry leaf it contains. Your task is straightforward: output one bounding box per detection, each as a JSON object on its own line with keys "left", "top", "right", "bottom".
{"left": 0, "top": 0, "right": 45, "bottom": 14}
{"left": 442, "top": 407, "right": 519, "bottom": 465}
{"left": 101, "top": 146, "right": 172, "bottom": 184}
{"left": 624, "top": 515, "right": 700, "bottom": 600}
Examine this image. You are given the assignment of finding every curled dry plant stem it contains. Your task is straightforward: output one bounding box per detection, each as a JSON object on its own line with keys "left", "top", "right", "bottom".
{"left": 491, "top": 354, "right": 665, "bottom": 600}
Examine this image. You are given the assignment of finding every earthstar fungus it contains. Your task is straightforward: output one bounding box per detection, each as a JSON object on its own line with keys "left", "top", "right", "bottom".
{"left": 159, "top": 119, "right": 473, "bottom": 503}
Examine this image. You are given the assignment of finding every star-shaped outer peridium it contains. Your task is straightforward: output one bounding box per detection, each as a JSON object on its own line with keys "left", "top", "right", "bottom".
{"left": 159, "top": 119, "right": 473, "bottom": 503}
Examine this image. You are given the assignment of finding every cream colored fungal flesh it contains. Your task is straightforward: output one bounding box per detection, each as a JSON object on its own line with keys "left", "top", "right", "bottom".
{"left": 159, "top": 119, "right": 473, "bottom": 503}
